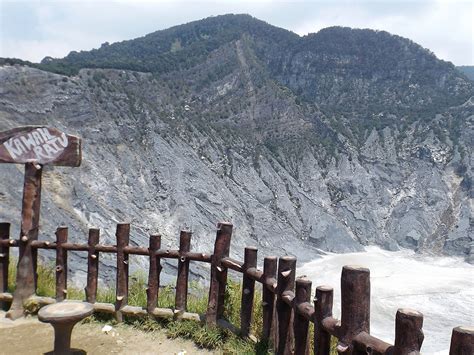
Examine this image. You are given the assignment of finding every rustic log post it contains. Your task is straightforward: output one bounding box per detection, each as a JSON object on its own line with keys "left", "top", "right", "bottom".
{"left": 147, "top": 234, "right": 161, "bottom": 313}
{"left": 393, "top": 308, "right": 424, "bottom": 354}
{"left": 276, "top": 255, "right": 296, "bottom": 355}
{"left": 240, "top": 246, "right": 257, "bottom": 337}
{"left": 55, "top": 226, "right": 68, "bottom": 301}
{"left": 339, "top": 265, "right": 370, "bottom": 351}
{"left": 450, "top": 326, "right": 474, "bottom": 355}
{"left": 314, "top": 286, "right": 334, "bottom": 355}
{"left": 115, "top": 223, "right": 130, "bottom": 322}
{"left": 85, "top": 228, "right": 100, "bottom": 303}
{"left": 7, "top": 162, "right": 42, "bottom": 319}
{"left": 206, "top": 222, "right": 233, "bottom": 326}
{"left": 0, "top": 223, "right": 10, "bottom": 310}
{"left": 175, "top": 230, "right": 191, "bottom": 313}
{"left": 262, "top": 256, "right": 277, "bottom": 346}
{"left": 294, "top": 277, "right": 311, "bottom": 355}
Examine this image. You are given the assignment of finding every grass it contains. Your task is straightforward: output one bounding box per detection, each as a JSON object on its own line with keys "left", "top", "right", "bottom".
{"left": 6, "top": 258, "right": 337, "bottom": 353}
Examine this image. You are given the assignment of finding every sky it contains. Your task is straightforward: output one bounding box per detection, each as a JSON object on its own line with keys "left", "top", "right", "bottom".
{"left": 0, "top": 0, "right": 472, "bottom": 66}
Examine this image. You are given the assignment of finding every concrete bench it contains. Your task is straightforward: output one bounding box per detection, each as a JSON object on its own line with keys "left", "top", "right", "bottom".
{"left": 38, "top": 301, "right": 93, "bottom": 354}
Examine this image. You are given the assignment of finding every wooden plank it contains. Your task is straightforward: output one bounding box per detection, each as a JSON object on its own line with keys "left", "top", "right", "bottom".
{"left": 294, "top": 277, "right": 311, "bottom": 355}
{"left": 124, "top": 246, "right": 149, "bottom": 255}
{"left": 246, "top": 267, "right": 263, "bottom": 282}
{"left": 449, "top": 326, "right": 474, "bottom": 355}
{"left": 0, "top": 126, "right": 81, "bottom": 167}
{"left": 55, "top": 226, "right": 68, "bottom": 301}
{"left": 0, "top": 223, "right": 10, "bottom": 310}
{"left": 85, "top": 228, "right": 100, "bottom": 303}
{"left": 0, "top": 292, "right": 13, "bottom": 302}
{"left": 240, "top": 246, "right": 257, "bottom": 337}
{"left": 353, "top": 332, "right": 392, "bottom": 354}
{"left": 314, "top": 286, "right": 334, "bottom": 355}
{"left": 221, "top": 257, "right": 244, "bottom": 272}
{"left": 262, "top": 256, "right": 277, "bottom": 346}
{"left": 276, "top": 256, "right": 296, "bottom": 355}
{"left": 146, "top": 234, "right": 161, "bottom": 313}
{"left": 393, "top": 308, "right": 424, "bottom": 354}
{"left": 206, "top": 222, "right": 233, "bottom": 325}
{"left": 30, "top": 241, "right": 55, "bottom": 249}
{"left": 7, "top": 162, "right": 42, "bottom": 319}
{"left": 175, "top": 230, "right": 191, "bottom": 312}
{"left": 94, "top": 245, "right": 117, "bottom": 253}
{"left": 115, "top": 223, "right": 130, "bottom": 322}
{"left": 340, "top": 265, "right": 370, "bottom": 348}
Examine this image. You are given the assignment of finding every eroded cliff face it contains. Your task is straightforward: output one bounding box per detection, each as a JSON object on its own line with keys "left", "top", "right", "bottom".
{"left": 0, "top": 21, "right": 472, "bottom": 281}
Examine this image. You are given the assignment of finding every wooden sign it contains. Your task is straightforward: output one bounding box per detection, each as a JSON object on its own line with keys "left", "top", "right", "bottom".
{"left": 0, "top": 126, "right": 82, "bottom": 319}
{"left": 0, "top": 126, "right": 81, "bottom": 166}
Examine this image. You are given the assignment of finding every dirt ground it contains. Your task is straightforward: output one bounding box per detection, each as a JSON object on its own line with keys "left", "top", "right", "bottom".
{"left": 0, "top": 311, "right": 218, "bottom": 355}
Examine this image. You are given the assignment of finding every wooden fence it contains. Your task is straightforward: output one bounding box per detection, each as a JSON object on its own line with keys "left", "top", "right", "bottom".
{"left": 0, "top": 221, "right": 472, "bottom": 354}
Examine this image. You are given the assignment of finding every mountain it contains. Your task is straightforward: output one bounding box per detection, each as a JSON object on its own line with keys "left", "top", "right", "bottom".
{"left": 458, "top": 66, "right": 474, "bottom": 81}
{"left": 0, "top": 15, "right": 473, "bottom": 279}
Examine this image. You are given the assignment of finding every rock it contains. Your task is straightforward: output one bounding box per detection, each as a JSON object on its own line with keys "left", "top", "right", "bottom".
{"left": 0, "top": 18, "right": 472, "bottom": 280}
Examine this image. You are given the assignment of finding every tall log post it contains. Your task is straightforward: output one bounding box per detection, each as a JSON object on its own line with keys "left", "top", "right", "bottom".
{"left": 314, "top": 286, "right": 334, "bottom": 355}
{"left": 449, "top": 326, "right": 474, "bottom": 355}
{"left": 7, "top": 162, "right": 42, "bottom": 319}
{"left": 294, "top": 277, "right": 312, "bottom": 355}
{"left": 339, "top": 265, "right": 370, "bottom": 352}
{"left": 393, "top": 308, "right": 424, "bottom": 354}
{"left": 240, "top": 246, "right": 257, "bottom": 337}
{"left": 206, "top": 222, "right": 233, "bottom": 326}
{"left": 276, "top": 255, "right": 296, "bottom": 355}
{"left": 85, "top": 228, "right": 100, "bottom": 303}
{"left": 55, "top": 226, "right": 68, "bottom": 301}
{"left": 262, "top": 256, "right": 277, "bottom": 347}
{"left": 0, "top": 223, "right": 10, "bottom": 310}
{"left": 175, "top": 230, "right": 191, "bottom": 312}
{"left": 115, "top": 223, "right": 130, "bottom": 322}
{"left": 147, "top": 234, "right": 161, "bottom": 313}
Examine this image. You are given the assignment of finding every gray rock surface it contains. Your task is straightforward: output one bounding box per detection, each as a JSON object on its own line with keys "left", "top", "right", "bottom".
{"left": 0, "top": 25, "right": 472, "bottom": 282}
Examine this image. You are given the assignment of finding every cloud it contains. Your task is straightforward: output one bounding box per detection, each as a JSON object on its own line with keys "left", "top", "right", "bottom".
{"left": 0, "top": 0, "right": 472, "bottom": 65}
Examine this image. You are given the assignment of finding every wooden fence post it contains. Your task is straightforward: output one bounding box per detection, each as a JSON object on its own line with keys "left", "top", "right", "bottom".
{"left": 115, "top": 223, "right": 130, "bottom": 322}
{"left": 7, "top": 162, "right": 42, "bottom": 319}
{"left": 276, "top": 255, "right": 296, "bottom": 355}
{"left": 393, "top": 308, "right": 424, "bottom": 354}
{"left": 0, "top": 223, "right": 10, "bottom": 310}
{"left": 338, "top": 265, "right": 370, "bottom": 352}
{"left": 314, "top": 286, "right": 334, "bottom": 355}
{"left": 262, "top": 256, "right": 277, "bottom": 346}
{"left": 55, "top": 226, "right": 68, "bottom": 301}
{"left": 294, "top": 277, "right": 312, "bottom": 355}
{"left": 147, "top": 234, "right": 161, "bottom": 314}
{"left": 206, "top": 222, "right": 232, "bottom": 326}
{"left": 240, "top": 246, "right": 257, "bottom": 337}
{"left": 85, "top": 228, "right": 100, "bottom": 303}
{"left": 175, "top": 230, "right": 191, "bottom": 313}
{"left": 449, "top": 326, "right": 474, "bottom": 355}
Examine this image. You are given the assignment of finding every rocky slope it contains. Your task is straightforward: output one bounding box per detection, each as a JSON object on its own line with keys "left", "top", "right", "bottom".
{"left": 0, "top": 15, "right": 472, "bottom": 282}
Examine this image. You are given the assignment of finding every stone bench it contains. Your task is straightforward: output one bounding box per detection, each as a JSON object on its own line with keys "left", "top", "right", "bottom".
{"left": 38, "top": 301, "right": 93, "bottom": 354}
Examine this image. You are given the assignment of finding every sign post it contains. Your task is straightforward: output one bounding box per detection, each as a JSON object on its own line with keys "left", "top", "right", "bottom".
{"left": 0, "top": 126, "right": 81, "bottom": 319}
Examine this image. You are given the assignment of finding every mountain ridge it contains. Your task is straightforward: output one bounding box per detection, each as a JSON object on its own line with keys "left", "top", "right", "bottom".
{"left": 0, "top": 15, "right": 472, "bottom": 278}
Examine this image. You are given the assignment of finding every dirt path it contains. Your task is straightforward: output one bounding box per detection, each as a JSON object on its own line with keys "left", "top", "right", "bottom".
{"left": 0, "top": 311, "right": 218, "bottom": 355}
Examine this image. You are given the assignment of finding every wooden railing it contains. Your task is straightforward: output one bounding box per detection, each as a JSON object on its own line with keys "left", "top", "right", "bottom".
{"left": 0, "top": 221, "right": 472, "bottom": 354}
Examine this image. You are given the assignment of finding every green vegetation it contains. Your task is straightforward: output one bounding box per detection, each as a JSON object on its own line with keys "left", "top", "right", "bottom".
{"left": 6, "top": 259, "right": 337, "bottom": 353}
{"left": 28, "top": 14, "right": 296, "bottom": 77}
